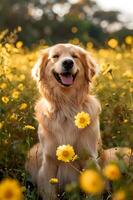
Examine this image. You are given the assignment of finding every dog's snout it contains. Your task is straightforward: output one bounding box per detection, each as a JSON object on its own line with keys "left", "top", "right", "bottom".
{"left": 62, "top": 59, "right": 74, "bottom": 71}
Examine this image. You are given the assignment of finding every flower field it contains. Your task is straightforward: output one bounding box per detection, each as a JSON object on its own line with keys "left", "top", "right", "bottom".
{"left": 0, "top": 31, "right": 133, "bottom": 200}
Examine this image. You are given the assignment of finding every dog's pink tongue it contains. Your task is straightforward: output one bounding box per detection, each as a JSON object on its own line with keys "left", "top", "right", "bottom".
{"left": 60, "top": 74, "right": 73, "bottom": 85}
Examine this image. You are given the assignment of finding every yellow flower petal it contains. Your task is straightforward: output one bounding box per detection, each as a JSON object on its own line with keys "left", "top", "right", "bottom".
{"left": 72, "top": 154, "right": 78, "bottom": 161}
{"left": 24, "top": 125, "right": 35, "bottom": 130}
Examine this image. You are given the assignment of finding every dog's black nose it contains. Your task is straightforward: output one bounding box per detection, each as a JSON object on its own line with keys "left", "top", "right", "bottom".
{"left": 62, "top": 59, "right": 74, "bottom": 71}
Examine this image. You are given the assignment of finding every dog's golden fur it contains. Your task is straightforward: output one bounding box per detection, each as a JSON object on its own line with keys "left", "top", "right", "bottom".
{"left": 25, "top": 44, "right": 131, "bottom": 200}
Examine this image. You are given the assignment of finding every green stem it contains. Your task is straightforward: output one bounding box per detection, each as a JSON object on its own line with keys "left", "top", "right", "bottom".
{"left": 68, "top": 162, "right": 82, "bottom": 174}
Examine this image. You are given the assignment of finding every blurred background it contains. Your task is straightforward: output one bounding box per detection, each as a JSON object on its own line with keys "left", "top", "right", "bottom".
{"left": 0, "top": 0, "right": 133, "bottom": 47}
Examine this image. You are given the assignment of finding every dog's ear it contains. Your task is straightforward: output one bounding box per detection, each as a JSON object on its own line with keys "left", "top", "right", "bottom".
{"left": 80, "top": 50, "right": 99, "bottom": 83}
{"left": 85, "top": 52, "right": 99, "bottom": 82}
{"left": 32, "top": 48, "right": 49, "bottom": 81}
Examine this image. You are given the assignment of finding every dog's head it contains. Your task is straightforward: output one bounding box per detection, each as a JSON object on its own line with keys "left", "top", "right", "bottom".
{"left": 32, "top": 43, "right": 98, "bottom": 92}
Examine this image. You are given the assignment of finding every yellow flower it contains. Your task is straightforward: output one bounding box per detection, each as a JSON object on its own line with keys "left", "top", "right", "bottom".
{"left": 71, "top": 26, "right": 78, "bottom": 33}
{"left": 24, "top": 125, "right": 35, "bottom": 130}
{"left": 113, "top": 190, "right": 126, "bottom": 200}
{"left": 103, "top": 163, "right": 121, "bottom": 181}
{"left": 19, "top": 74, "right": 25, "bottom": 81}
{"left": 49, "top": 178, "right": 59, "bottom": 184}
{"left": 122, "top": 70, "right": 132, "bottom": 78}
{"left": 16, "top": 41, "right": 23, "bottom": 49}
{"left": 74, "top": 112, "right": 91, "bottom": 128}
{"left": 12, "top": 91, "right": 20, "bottom": 99}
{"left": 2, "top": 96, "right": 9, "bottom": 104}
{"left": 125, "top": 36, "right": 133, "bottom": 45}
{"left": 17, "top": 26, "right": 22, "bottom": 32}
{"left": 18, "top": 84, "right": 24, "bottom": 91}
{"left": 108, "top": 38, "right": 118, "bottom": 48}
{"left": 19, "top": 103, "right": 27, "bottom": 110}
{"left": 80, "top": 169, "right": 105, "bottom": 195}
{"left": 69, "top": 38, "right": 80, "bottom": 45}
{"left": 5, "top": 43, "right": 12, "bottom": 51}
{"left": 10, "top": 113, "right": 18, "bottom": 121}
{"left": 0, "top": 178, "right": 23, "bottom": 200}
{"left": 0, "top": 83, "right": 7, "bottom": 89}
{"left": 56, "top": 144, "right": 75, "bottom": 162}
{"left": 86, "top": 42, "right": 94, "bottom": 49}
{"left": 123, "top": 119, "right": 128, "bottom": 123}
{"left": 0, "top": 121, "right": 4, "bottom": 129}
{"left": 116, "top": 53, "right": 122, "bottom": 60}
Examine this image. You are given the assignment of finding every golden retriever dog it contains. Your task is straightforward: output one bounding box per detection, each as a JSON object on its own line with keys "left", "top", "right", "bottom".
{"left": 25, "top": 44, "right": 131, "bottom": 200}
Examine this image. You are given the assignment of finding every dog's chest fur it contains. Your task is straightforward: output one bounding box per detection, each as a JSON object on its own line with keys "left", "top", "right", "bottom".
{"left": 36, "top": 96, "right": 101, "bottom": 154}
{"left": 37, "top": 99, "right": 80, "bottom": 146}
{"left": 49, "top": 110, "right": 79, "bottom": 145}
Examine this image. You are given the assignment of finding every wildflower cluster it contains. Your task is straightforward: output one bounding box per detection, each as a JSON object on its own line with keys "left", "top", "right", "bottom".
{"left": 56, "top": 143, "right": 130, "bottom": 199}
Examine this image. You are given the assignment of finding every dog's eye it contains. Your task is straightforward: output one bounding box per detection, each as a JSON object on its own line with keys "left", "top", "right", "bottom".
{"left": 52, "top": 54, "right": 59, "bottom": 58}
{"left": 72, "top": 54, "right": 78, "bottom": 59}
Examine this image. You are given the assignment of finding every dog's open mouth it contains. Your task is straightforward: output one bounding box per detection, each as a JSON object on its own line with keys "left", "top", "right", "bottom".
{"left": 53, "top": 70, "right": 78, "bottom": 87}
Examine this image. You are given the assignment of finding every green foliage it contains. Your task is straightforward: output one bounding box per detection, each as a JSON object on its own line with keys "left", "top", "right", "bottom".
{"left": 0, "top": 0, "right": 132, "bottom": 46}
